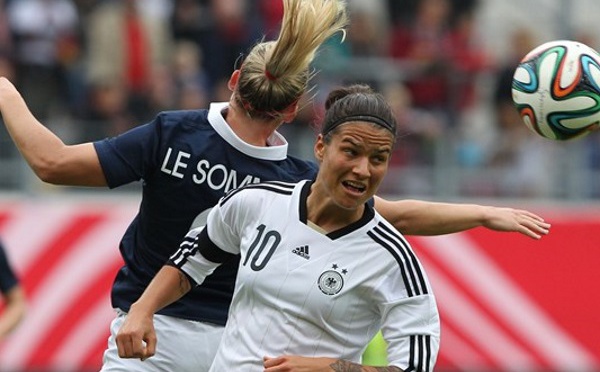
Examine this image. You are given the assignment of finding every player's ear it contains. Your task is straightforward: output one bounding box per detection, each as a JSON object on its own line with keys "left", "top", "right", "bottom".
{"left": 314, "top": 135, "right": 325, "bottom": 161}
{"left": 228, "top": 70, "right": 241, "bottom": 91}
{"left": 281, "top": 102, "right": 298, "bottom": 123}
{"left": 283, "top": 105, "right": 298, "bottom": 123}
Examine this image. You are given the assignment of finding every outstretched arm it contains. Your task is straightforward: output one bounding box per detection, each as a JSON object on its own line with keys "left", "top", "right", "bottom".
{"left": 264, "top": 356, "right": 402, "bottom": 371}
{"left": 0, "top": 77, "right": 106, "bottom": 186}
{"left": 374, "top": 197, "right": 550, "bottom": 239}
{"left": 0, "top": 285, "right": 26, "bottom": 340}
{"left": 116, "top": 265, "right": 191, "bottom": 360}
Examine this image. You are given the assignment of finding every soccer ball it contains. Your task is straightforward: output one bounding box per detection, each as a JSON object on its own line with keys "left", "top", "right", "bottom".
{"left": 512, "top": 40, "right": 600, "bottom": 140}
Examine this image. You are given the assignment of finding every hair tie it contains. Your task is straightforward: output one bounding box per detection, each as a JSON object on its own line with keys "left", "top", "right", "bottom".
{"left": 265, "top": 69, "right": 278, "bottom": 81}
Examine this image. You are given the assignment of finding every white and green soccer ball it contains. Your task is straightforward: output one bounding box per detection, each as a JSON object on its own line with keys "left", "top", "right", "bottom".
{"left": 512, "top": 39, "right": 600, "bottom": 140}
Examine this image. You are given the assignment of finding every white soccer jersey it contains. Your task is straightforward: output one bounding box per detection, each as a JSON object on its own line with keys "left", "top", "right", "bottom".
{"left": 170, "top": 180, "right": 440, "bottom": 371}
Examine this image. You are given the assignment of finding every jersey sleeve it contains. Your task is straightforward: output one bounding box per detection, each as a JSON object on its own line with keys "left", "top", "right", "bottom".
{"left": 168, "top": 225, "right": 237, "bottom": 287}
{"left": 379, "top": 293, "right": 440, "bottom": 371}
{"left": 167, "top": 190, "right": 251, "bottom": 286}
{"left": 204, "top": 194, "right": 244, "bottom": 255}
{"left": 370, "top": 226, "right": 441, "bottom": 371}
{"left": 0, "top": 242, "right": 19, "bottom": 294}
{"left": 93, "top": 115, "right": 164, "bottom": 188}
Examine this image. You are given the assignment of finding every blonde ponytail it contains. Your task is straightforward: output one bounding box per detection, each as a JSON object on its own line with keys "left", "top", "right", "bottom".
{"left": 236, "top": 0, "right": 348, "bottom": 120}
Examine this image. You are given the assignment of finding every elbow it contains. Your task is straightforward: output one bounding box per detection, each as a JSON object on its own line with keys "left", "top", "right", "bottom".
{"left": 30, "top": 156, "right": 68, "bottom": 185}
{"left": 392, "top": 220, "right": 412, "bottom": 235}
{"left": 32, "top": 163, "right": 61, "bottom": 184}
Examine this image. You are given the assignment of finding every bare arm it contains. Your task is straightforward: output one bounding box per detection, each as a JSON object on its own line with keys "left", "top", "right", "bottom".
{"left": 264, "top": 356, "right": 402, "bottom": 371}
{"left": 0, "top": 77, "right": 106, "bottom": 186}
{"left": 116, "top": 265, "right": 191, "bottom": 360}
{"left": 374, "top": 197, "right": 550, "bottom": 239}
{"left": 0, "top": 285, "right": 26, "bottom": 340}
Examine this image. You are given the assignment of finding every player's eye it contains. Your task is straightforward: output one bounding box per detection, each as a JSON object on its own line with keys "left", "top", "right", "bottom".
{"left": 343, "top": 148, "right": 357, "bottom": 157}
{"left": 373, "top": 155, "right": 386, "bottom": 164}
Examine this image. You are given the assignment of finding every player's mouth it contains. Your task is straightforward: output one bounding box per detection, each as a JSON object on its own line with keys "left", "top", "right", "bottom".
{"left": 342, "top": 180, "right": 367, "bottom": 195}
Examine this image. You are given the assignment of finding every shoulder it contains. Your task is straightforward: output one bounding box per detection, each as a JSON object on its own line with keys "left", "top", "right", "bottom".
{"left": 366, "top": 214, "right": 432, "bottom": 295}
{"left": 219, "top": 180, "right": 299, "bottom": 208}
{"left": 155, "top": 109, "right": 210, "bottom": 129}
{"left": 96, "top": 109, "right": 210, "bottom": 142}
{"left": 122, "top": 109, "right": 211, "bottom": 143}
{"left": 210, "top": 181, "right": 301, "bottom": 230}
{"left": 284, "top": 155, "right": 319, "bottom": 174}
{"left": 277, "top": 154, "right": 318, "bottom": 181}
{"left": 365, "top": 214, "right": 413, "bottom": 263}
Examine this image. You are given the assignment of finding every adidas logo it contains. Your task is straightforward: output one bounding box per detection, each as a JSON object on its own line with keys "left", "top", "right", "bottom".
{"left": 292, "top": 245, "right": 310, "bottom": 259}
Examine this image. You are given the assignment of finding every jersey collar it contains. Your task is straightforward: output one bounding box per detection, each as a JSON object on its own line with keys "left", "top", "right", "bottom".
{"left": 298, "top": 180, "right": 375, "bottom": 240}
{"left": 207, "top": 102, "right": 289, "bottom": 161}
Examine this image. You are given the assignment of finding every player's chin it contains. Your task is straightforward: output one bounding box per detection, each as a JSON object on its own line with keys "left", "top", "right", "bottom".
{"left": 337, "top": 193, "right": 370, "bottom": 210}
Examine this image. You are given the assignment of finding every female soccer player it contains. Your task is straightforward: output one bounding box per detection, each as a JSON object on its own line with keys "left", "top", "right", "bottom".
{"left": 0, "top": 0, "right": 548, "bottom": 370}
{"left": 117, "top": 84, "right": 440, "bottom": 371}
{"left": 0, "top": 239, "right": 26, "bottom": 340}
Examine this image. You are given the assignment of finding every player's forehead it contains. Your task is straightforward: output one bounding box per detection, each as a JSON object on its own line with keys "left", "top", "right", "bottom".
{"left": 332, "top": 122, "right": 394, "bottom": 149}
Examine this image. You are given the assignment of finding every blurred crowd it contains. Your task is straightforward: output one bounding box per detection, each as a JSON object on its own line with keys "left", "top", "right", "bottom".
{"left": 0, "top": 0, "right": 599, "bottom": 199}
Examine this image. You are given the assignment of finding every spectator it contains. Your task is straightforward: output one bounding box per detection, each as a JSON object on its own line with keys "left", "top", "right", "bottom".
{"left": 389, "top": 0, "right": 454, "bottom": 114}
{"left": 446, "top": 7, "right": 493, "bottom": 172}
{"left": 487, "top": 27, "right": 555, "bottom": 197}
{"left": 170, "top": 0, "right": 210, "bottom": 44}
{"left": 170, "top": 40, "right": 209, "bottom": 110}
{"left": 84, "top": 0, "right": 172, "bottom": 123}
{"left": 143, "top": 40, "right": 210, "bottom": 114}
{"left": 346, "top": 0, "right": 390, "bottom": 57}
{"left": 83, "top": 78, "right": 136, "bottom": 138}
{"left": 383, "top": 80, "right": 443, "bottom": 167}
{"left": 199, "top": 0, "right": 261, "bottom": 90}
{"left": 379, "top": 80, "right": 444, "bottom": 195}
{"left": 6, "top": 0, "right": 80, "bottom": 120}
{"left": 0, "top": 0, "right": 12, "bottom": 55}
{"left": 257, "top": 0, "right": 284, "bottom": 38}
{"left": 445, "top": 8, "right": 492, "bottom": 112}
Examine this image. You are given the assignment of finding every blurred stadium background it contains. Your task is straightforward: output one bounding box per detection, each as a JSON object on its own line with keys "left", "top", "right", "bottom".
{"left": 0, "top": 0, "right": 598, "bottom": 371}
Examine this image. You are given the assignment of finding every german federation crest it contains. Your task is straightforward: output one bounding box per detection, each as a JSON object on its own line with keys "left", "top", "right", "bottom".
{"left": 318, "top": 264, "right": 347, "bottom": 295}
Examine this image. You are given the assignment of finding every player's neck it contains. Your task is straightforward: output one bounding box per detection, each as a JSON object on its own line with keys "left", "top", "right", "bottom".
{"left": 223, "top": 105, "right": 281, "bottom": 147}
{"left": 306, "top": 189, "right": 364, "bottom": 234}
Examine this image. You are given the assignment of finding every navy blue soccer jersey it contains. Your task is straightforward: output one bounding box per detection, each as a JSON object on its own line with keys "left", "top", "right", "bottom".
{"left": 0, "top": 240, "right": 19, "bottom": 295}
{"left": 93, "top": 102, "right": 318, "bottom": 324}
